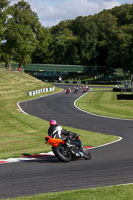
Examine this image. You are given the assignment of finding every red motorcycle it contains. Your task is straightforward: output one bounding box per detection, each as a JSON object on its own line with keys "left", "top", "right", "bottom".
{"left": 65, "top": 88, "right": 71, "bottom": 93}
{"left": 45, "top": 134, "right": 91, "bottom": 162}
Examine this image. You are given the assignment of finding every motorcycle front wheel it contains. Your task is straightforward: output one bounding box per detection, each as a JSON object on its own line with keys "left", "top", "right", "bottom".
{"left": 52, "top": 146, "right": 72, "bottom": 162}
{"left": 83, "top": 149, "right": 92, "bottom": 160}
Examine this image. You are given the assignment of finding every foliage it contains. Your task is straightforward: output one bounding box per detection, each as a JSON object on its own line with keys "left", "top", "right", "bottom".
{"left": 106, "top": 24, "right": 133, "bottom": 75}
{"left": 32, "top": 25, "right": 54, "bottom": 64}
{"left": 52, "top": 27, "right": 79, "bottom": 64}
{"left": 1, "top": 0, "right": 40, "bottom": 66}
{"left": 49, "top": 4, "right": 133, "bottom": 75}
{"left": 0, "top": 0, "right": 9, "bottom": 58}
{"left": 0, "top": 2, "right": 132, "bottom": 75}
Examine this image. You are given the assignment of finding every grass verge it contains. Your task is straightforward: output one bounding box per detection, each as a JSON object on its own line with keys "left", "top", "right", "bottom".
{"left": 2, "top": 184, "right": 133, "bottom": 200}
{"left": 76, "top": 90, "right": 133, "bottom": 119}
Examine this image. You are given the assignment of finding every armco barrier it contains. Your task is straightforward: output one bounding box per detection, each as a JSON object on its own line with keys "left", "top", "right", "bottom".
{"left": 28, "top": 86, "right": 55, "bottom": 96}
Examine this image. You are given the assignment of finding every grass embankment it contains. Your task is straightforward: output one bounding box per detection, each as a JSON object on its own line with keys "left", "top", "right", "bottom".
{"left": 0, "top": 68, "right": 60, "bottom": 159}
{"left": 2, "top": 184, "right": 133, "bottom": 200}
{"left": 0, "top": 68, "right": 117, "bottom": 159}
{"left": 76, "top": 89, "right": 133, "bottom": 119}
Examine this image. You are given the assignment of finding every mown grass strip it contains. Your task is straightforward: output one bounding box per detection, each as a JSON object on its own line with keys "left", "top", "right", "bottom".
{"left": 76, "top": 90, "right": 133, "bottom": 119}
{"left": 2, "top": 184, "right": 133, "bottom": 200}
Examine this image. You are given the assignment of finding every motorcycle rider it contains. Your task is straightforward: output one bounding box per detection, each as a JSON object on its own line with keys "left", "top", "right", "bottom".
{"left": 74, "top": 86, "right": 77, "bottom": 93}
{"left": 48, "top": 120, "right": 63, "bottom": 138}
{"left": 66, "top": 88, "right": 71, "bottom": 93}
{"left": 48, "top": 120, "right": 83, "bottom": 155}
{"left": 48, "top": 120, "right": 73, "bottom": 139}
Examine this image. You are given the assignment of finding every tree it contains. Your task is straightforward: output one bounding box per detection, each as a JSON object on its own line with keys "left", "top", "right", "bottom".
{"left": 110, "top": 4, "right": 133, "bottom": 26}
{"left": 52, "top": 27, "right": 79, "bottom": 64}
{"left": 2, "top": 0, "right": 40, "bottom": 67}
{"left": 71, "top": 16, "right": 98, "bottom": 66}
{"left": 80, "top": 18, "right": 98, "bottom": 66}
{"left": 93, "top": 12, "right": 118, "bottom": 66}
{"left": 107, "top": 24, "right": 133, "bottom": 77}
{"left": 0, "top": 0, "right": 9, "bottom": 60}
{"left": 0, "top": 0, "right": 9, "bottom": 36}
{"left": 32, "top": 25, "right": 54, "bottom": 64}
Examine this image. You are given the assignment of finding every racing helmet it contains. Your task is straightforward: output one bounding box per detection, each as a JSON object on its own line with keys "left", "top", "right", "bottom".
{"left": 49, "top": 120, "right": 57, "bottom": 125}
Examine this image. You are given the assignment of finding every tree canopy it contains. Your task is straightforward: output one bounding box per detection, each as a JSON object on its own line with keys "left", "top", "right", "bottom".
{"left": 0, "top": 1, "right": 132, "bottom": 75}
{"left": 1, "top": 0, "right": 40, "bottom": 66}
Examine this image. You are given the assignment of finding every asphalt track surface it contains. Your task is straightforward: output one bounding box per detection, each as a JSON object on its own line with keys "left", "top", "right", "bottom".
{"left": 0, "top": 84, "right": 133, "bottom": 199}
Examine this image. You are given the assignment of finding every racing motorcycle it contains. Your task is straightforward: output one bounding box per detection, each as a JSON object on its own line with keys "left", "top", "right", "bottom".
{"left": 74, "top": 87, "right": 79, "bottom": 93}
{"left": 45, "top": 133, "right": 92, "bottom": 162}
{"left": 65, "top": 88, "right": 71, "bottom": 94}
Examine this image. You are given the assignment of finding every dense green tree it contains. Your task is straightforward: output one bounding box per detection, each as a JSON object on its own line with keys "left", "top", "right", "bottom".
{"left": 110, "top": 4, "right": 133, "bottom": 26}
{"left": 50, "top": 20, "right": 72, "bottom": 35}
{"left": 78, "top": 17, "right": 98, "bottom": 66}
{"left": 2, "top": 0, "right": 40, "bottom": 66}
{"left": 107, "top": 24, "right": 133, "bottom": 76}
{"left": 0, "top": 0, "right": 9, "bottom": 35}
{"left": 0, "top": 1, "right": 132, "bottom": 76}
{"left": 52, "top": 27, "right": 79, "bottom": 64}
{"left": 32, "top": 26, "right": 54, "bottom": 64}
{"left": 93, "top": 12, "right": 118, "bottom": 66}
{"left": 0, "top": 0, "right": 10, "bottom": 59}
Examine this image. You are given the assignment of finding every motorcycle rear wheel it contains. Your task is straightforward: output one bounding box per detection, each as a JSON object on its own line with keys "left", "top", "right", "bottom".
{"left": 52, "top": 146, "right": 72, "bottom": 162}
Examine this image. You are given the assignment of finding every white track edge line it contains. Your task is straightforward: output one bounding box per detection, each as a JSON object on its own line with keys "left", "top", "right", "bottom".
{"left": 17, "top": 89, "right": 123, "bottom": 150}
{"left": 89, "top": 136, "right": 122, "bottom": 150}
{"left": 4, "top": 88, "right": 120, "bottom": 164}
{"left": 74, "top": 91, "right": 123, "bottom": 147}
{"left": 17, "top": 90, "right": 63, "bottom": 115}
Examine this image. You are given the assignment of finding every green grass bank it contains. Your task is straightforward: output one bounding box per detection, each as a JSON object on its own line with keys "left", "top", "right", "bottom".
{"left": 2, "top": 184, "right": 133, "bottom": 200}
{"left": 76, "top": 89, "right": 133, "bottom": 119}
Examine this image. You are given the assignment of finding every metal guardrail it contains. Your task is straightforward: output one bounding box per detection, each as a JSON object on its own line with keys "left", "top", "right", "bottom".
{"left": 28, "top": 86, "right": 55, "bottom": 96}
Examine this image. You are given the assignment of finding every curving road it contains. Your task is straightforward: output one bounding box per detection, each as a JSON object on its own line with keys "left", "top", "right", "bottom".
{"left": 0, "top": 84, "right": 133, "bottom": 199}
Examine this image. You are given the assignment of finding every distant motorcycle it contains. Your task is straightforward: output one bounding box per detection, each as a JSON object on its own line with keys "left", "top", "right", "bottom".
{"left": 74, "top": 87, "right": 79, "bottom": 93}
{"left": 45, "top": 133, "right": 92, "bottom": 162}
{"left": 83, "top": 86, "right": 89, "bottom": 92}
{"left": 65, "top": 88, "right": 71, "bottom": 93}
